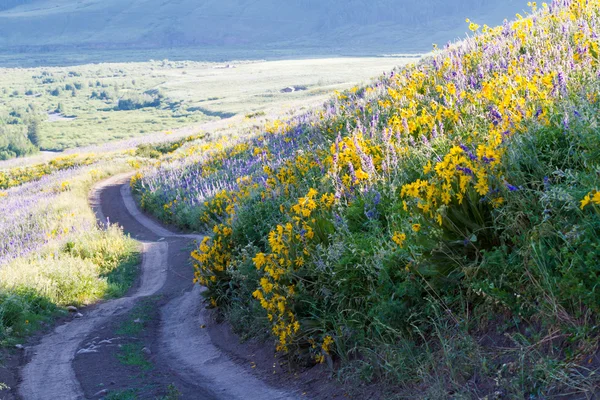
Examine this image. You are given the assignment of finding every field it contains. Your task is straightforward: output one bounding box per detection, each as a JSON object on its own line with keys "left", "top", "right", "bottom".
{"left": 0, "top": 57, "right": 411, "bottom": 157}
{"left": 132, "top": 1, "right": 600, "bottom": 397}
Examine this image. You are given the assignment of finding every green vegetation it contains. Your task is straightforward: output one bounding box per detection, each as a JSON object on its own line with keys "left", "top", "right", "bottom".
{"left": 117, "top": 343, "right": 153, "bottom": 371}
{"left": 0, "top": 154, "right": 98, "bottom": 189}
{"left": 0, "top": 107, "right": 40, "bottom": 159}
{"left": 134, "top": 134, "right": 206, "bottom": 159}
{"left": 0, "top": 233, "right": 140, "bottom": 346}
{"left": 134, "top": 2, "right": 600, "bottom": 397}
{"left": 0, "top": 130, "right": 222, "bottom": 349}
{"left": 0, "top": 159, "right": 140, "bottom": 346}
{"left": 116, "top": 299, "right": 157, "bottom": 337}
{"left": 0, "top": 63, "right": 212, "bottom": 152}
{"left": 0, "top": 58, "right": 411, "bottom": 159}
{"left": 105, "top": 389, "right": 138, "bottom": 400}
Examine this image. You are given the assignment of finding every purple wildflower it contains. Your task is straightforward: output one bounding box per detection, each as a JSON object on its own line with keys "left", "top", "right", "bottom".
{"left": 456, "top": 165, "right": 474, "bottom": 176}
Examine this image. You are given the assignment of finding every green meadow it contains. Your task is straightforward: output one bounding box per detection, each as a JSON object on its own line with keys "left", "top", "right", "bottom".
{"left": 0, "top": 57, "right": 413, "bottom": 157}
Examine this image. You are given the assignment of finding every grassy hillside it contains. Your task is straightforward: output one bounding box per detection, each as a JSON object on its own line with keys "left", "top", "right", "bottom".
{"left": 0, "top": 130, "right": 212, "bottom": 348}
{"left": 134, "top": 1, "right": 600, "bottom": 397}
{"left": 0, "top": 155, "right": 140, "bottom": 346}
{"left": 0, "top": 0, "right": 526, "bottom": 65}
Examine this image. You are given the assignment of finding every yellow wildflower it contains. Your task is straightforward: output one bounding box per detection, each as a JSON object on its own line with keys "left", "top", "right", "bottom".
{"left": 392, "top": 232, "right": 407, "bottom": 248}
{"left": 581, "top": 193, "right": 592, "bottom": 209}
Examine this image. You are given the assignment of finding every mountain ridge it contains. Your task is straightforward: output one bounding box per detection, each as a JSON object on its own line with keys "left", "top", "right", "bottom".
{"left": 0, "top": 0, "right": 526, "bottom": 57}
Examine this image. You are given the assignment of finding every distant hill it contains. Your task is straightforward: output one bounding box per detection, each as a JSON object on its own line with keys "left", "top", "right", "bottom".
{"left": 0, "top": 0, "right": 527, "bottom": 64}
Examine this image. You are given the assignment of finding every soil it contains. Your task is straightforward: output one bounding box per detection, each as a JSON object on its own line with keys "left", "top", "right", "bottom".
{"left": 0, "top": 351, "right": 18, "bottom": 400}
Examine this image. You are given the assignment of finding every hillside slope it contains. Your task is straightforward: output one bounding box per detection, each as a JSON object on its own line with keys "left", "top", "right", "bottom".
{"left": 133, "top": 0, "right": 600, "bottom": 397}
{"left": 0, "top": 0, "right": 525, "bottom": 55}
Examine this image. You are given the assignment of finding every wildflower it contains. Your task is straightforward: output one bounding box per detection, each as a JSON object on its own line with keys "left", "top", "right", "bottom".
{"left": 456, "top": 165, "right": 474, "bottom": 176}
{"left": 475, "top": 176, "right": 489, "bottom": 196}
{"left": 392, "top": 232, "right": 407, "bottom": 248}
{"left": 543, "top": 176, "right": 551, "bottom": 190}
{"left": 423, "top": 161, "right": 432, "bottom": 174}
{"left": 492, "top": 197, "right": 505, "bottom": 208}
{"left": 322, "top": 335, "right": 334, "bottom": 354}
{"left": 412, "top": 224, "right": 421, "bottom": 232}
{"left": 581, "top": 193, "right": 592, "bottom": 209}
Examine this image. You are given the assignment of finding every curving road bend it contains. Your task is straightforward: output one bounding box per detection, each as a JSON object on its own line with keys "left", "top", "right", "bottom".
{"left": 18, "top": 174, "right": 297, "bottom": 400}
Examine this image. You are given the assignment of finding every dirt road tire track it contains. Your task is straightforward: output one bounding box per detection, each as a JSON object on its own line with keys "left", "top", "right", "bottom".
{"left": 18, "top": 241, "right": 168, "bottom": 400}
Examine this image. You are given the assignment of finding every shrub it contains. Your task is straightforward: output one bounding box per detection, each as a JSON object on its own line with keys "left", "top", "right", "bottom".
{"left": 117, "top": 91, "right": 162, "bottom": 111}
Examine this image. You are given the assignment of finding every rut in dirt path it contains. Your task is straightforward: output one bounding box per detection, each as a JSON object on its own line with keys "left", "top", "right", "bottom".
{"left": 18, "top": 242, "right": 168, "bottom": 400}
{"left": 18, "top": 174, "right": 298, "bottom": 400}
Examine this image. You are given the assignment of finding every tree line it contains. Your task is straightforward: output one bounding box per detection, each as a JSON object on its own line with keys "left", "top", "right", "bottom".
{"left": 0, "top": 105, "right": 40, "bottom": 160}
{"left": 0, "top": 0, "right": 35, "bottom": 12}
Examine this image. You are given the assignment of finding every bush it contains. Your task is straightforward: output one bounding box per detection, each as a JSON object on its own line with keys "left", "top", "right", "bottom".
{"left": 117, "top": 91, "right": 162, "bottom": 111}
{"left": 0, "top": 124, "right": 38, "bottom": 160}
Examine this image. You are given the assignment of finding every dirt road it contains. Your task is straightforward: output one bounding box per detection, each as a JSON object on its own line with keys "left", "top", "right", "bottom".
{"left": 17, "top": 174, "right": 297, "bottom": 399}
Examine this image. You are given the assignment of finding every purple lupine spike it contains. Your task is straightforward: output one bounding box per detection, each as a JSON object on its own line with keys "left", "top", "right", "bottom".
{"left": 544, "top": 176, "right": 551, "bottom": 190}
{"left": 402, "top": 118, "right": 410, "bottom": 135}
{"left": 347, "top": 162, "right": 357, "bottom": 185}
{"left": 459, "top": 144, "right": 478, "bottom": 161}
{"left": 456, "top": 165, "right": 474, "bottom": 176}
{"left": 373, "top": 190, "right": 381, "bottom": 206}
{"left": 563, "top": 113, "right": 570, "bottom": 132}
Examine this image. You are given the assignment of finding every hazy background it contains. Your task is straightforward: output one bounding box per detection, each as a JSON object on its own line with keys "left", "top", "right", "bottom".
{"left": 0, "top": 0, "right": 528, "bottom": 161}
{"left": 0, "top": 0, "right": 525, "bottom": 67}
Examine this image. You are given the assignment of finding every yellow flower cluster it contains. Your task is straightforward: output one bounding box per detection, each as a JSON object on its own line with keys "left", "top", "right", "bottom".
{"left": 387, "top": 6, "right": 581, "bottom": 229}
{"left": 192, "top": 223, "right": 233, "bottom": 286}
{"left": 392, "top": 232, "right": 406, "bottom": 248}
{"left": 0, "top": 153, "right": 98, "bottom": 190}
{"left": 163, "top": 199, "right": 178, "bottom": 216}
{"left": 129, "top": 172, "right": 144, "bottom": 187}
{"left": 263, "top": 150, "right": 324, "bottom": 199}
{"left": 252, "top": 188, "right": 335, "bottom": 352}
{"left": 314, "top": 335, "right": 334, "bottom": 364}
{"left": 136, "top": 0, "right": 600, "bottom": 366}
{"left": 290, "top": 188, "right": 318, "bottom": 218}
{"left": 580, "top": 191, "right": 600, "bottom": 210}
{"left": 329, "top": 133, "right": 382, "bottom": 193}
{"left": 401, "top": 144, "right": 504, "bottom": 224}
{"left": 192, "top": 177, "right": 259, "bottom": 292}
